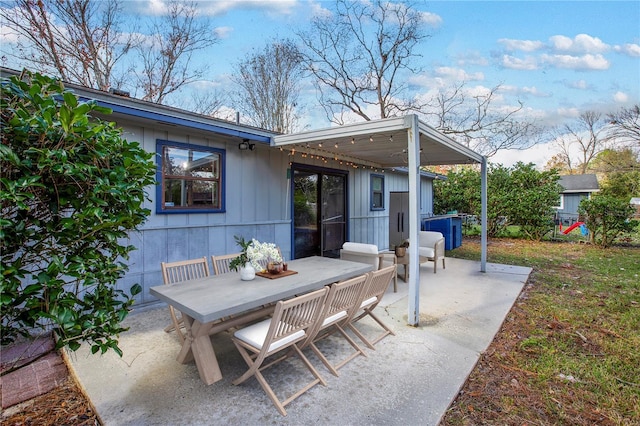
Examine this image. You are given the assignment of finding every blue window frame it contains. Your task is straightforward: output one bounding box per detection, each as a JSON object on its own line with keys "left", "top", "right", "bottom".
{"left": 156, "top": 140, "right": 225, "bottom": 214}
{"left": 370, "top": 174, "right": 385, "bottom": 210}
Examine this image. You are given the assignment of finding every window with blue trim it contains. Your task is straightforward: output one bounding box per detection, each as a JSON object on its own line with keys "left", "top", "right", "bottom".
{"left": 156, "top": 140, "right": 225, "bottom": 213}
{"left": 370, "top": 174, "right": 384, "bottom": 210}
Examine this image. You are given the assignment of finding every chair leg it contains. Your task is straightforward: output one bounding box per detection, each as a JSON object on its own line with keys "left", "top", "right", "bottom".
{"left": 233, "top": 341, "right": 326, "bottom": 416}
{"left": 347, "top": 309, "right": 396, "bottom": 349}
{"left": 168, "top": 307, "right": 186, "bottom": 343}
{"left": 308, "top": 325, "right": 368, "bottom": 376}
{"left": 442, "top": 258, "right": 446, "bottom": 269}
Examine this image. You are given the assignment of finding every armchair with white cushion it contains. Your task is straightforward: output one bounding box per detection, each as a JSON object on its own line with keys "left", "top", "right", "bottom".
{"left": 405, "top": 231, "right": 446, "bottom": 273}
{"left": 339, "top": 242, "right": 398, "bottom": 292}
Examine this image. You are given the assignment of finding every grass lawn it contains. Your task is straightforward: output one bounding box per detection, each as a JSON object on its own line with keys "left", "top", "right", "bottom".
{"left": 441, "top": 237, "right": 640, "bottom": 425}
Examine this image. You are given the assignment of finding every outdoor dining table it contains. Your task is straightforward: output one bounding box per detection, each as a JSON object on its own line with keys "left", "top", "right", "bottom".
{"left": 149, "top": 256, "right": 374, "bottom": 385}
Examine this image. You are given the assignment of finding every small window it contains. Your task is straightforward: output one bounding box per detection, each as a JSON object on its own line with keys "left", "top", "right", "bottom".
{"left": 370, "top": 174, "right": 384, "bottom": 210}
{"left": 156, "top": 140, "right": 225, "bottom": 213}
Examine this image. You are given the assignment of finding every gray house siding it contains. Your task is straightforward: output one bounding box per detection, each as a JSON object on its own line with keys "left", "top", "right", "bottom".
{"left": 346, "top": 170, "right": 433, "bottom": 248}
{"left": 112, "top": 118, "right": 434, "bottom": 308}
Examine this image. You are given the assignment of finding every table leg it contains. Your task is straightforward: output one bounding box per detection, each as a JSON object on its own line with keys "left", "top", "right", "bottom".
{"left": 403, "top": 264, "right": 409, "bottom": 282}
{"left": 176, "top": 315, "right": 222, "bottom": 385}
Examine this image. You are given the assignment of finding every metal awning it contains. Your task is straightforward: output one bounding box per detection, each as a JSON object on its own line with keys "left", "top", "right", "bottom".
{"left": 273, "top": 116, "right": 483, "bottom": 168}
{"left": 273, "top": 114, "right": 488, "bottom": 326}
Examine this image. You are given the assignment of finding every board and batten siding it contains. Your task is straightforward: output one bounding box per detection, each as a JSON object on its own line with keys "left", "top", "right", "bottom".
{"left": 346, "top": 170, "right": 434, "bottom": 251}
{"left": 113, "top": 119, "right": 435, "bottom": 308}
{"left": 115, "top": 118, "right": 290, "bottom": 306}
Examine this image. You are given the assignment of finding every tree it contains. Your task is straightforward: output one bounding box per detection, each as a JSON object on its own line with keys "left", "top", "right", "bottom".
{"left": 0, "top": 0, "right": 137, "bottom": 91}
{"left": 298, "top": 0, "right": 427, "bottom": 124}
{"left": 433, "top": 167, "right": 481, "bottom": 216}
{"left": 434, "top": 162, "right": 562, "bottom": 239}
{"left": 504, "top": 163, "right": 561, "bottom": 241}
{"left": 591, "top": 148, "right": 640, "bottom": 201}
{"left": 135, "top": 0, "right": 218, "bottom": 104}
{"left": 553, "top": 110, "right": 609, "bottom": 174}
{"left": 422, "top": 82, "right": 541, "bottom": 157}
{"left": 607, "top": 104, "right": 640, "bottom": 147}
{"left": 232, "top": 39, "right": 304, "bottom": 132}
{"left": 578, "top": 196, "right": 637, "bottom": 248}
{"left": 0, "top": 71, "right": 156, "bottom": 354}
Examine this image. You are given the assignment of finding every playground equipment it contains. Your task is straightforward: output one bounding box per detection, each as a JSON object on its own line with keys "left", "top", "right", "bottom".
{"left": 562, "top": 221, "right": 586, "bottom": 235}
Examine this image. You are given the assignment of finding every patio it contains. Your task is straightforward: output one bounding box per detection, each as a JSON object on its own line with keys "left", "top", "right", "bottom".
{"left": 65, "top": 257, "right": 530, "bottom": 425}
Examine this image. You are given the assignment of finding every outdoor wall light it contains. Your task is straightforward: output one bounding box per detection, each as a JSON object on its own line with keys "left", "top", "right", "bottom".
{"left": 238, "top": 139, "right": 255, "bottom": 151}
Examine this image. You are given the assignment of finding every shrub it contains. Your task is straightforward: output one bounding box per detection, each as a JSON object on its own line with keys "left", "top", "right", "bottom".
{"left": 0, "top": 71, "right": 155, "bottom": 355}
{"left": 578, "top": 195, "right": 638, "bottom": 248}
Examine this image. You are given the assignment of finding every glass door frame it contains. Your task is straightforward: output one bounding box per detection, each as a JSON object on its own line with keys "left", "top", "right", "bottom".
{"left": 290, "top": 163, "right": 349, "bottom": 259}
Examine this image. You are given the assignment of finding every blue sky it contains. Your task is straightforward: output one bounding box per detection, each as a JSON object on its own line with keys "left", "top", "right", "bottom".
{"left": 2, "top": 0, "right": 639, "bottom": 166}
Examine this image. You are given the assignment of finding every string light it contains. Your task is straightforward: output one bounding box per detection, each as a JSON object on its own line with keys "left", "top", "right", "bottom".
{"left": 369, "top": 136, "right": 373, "bottom": 142}
{"left": 351, "top": 138, "right": 355, "bottom": 144}
{"left": 389, "top": 135, "right": 393, "bottom": 142}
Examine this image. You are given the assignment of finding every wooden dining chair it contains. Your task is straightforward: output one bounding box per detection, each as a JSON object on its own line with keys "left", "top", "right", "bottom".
{"left": 345, "top": 264, "right": 397, "bottom": 349}
{"left": 211, "top": 253, "right": 241, "bottom": 275}
{"left": 160, "top": 257, "right": 211, "bottom": 343}
{"left": 231, "top": 287, "right": 329, "bottom": 416}
{"left": 302, "top": 273, "right": 370, "bottom": 376}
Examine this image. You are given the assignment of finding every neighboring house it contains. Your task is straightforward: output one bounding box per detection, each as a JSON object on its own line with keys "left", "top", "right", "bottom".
{"left": 556, "top": 174, "right": 600, "bottom": 224}
{"left": 2, "top": 68, "right": 486, "bottom": 310}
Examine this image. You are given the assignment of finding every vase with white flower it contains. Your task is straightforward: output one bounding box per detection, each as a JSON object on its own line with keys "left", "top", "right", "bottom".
{"left": 229, "top": 236, "right": 283, "bottom": 280}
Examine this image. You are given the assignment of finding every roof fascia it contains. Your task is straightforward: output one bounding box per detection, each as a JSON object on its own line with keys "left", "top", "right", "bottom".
{"left": 272, "top": 116, "right": 409, "bottom": 146}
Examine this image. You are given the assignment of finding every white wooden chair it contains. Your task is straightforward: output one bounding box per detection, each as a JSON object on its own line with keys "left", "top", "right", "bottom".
{"left": 160, "top": 257, "right": 210, "bottom": 343}
{"left": 302, "top": 273, "right": 370, "bottom": 376}
{"left": 345, "top": 265, "right": 397, "bottom": 349}
{"left": 339, "top": 242, "right": 398, "bottom": 291}
{"left": 231, "top": 287, "right": 329, "bottom": 416}
{"left": 211, "top": 253, "right": 241, "bottom": 275}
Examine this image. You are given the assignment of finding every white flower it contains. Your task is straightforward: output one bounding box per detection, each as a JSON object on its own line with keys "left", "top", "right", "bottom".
{"left": 246, "top": 239, "right": 282, "bottom": 271}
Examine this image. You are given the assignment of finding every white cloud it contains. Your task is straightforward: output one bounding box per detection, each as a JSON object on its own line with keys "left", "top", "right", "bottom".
{"left": 614, "top": 43, "right": 640, "bottom": 57}
{"left": 565, "top": 79, "right": 590, "bottom": 90}
{"left": 501, "top": 85, "right": 550, "bottom": 98}
{"left": 549, "top": 34, "right": 609, "bottom": 54}
{"left": 613, "top": 91, "right": 629, "bottom": 103}
{"left": 214, "top": 26, "right": 233, "bottom": 39}
{"left": 498, "top": 38, "right": 544, "bottom": 52}
{"left": 490, "top": 142, "right": 557, "bottom": 168}
{"left": 501, "top": 54, "right": 538, "bottom": 70}
{"left": 556, "top": 107, "right": 581, "bottom": 119}
{"left": 133, "top": 0, "right": 299, "bottom": 17}
{"left": 420, "top": 11, "right": 442, "bottom": 27}
{"left": 540, "top": 53, "right": 610, "bottom": 70}
{"left": 434, "top": 67, "right": 484, "bottom": 82}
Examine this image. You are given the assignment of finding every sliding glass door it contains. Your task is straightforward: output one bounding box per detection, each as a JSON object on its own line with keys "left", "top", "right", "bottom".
{"left": 292, "top": 165, "right": 347, "bottom": 259}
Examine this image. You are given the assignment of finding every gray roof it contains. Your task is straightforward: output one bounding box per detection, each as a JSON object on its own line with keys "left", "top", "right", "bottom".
{"left": 559, "top": 174, "right": 599, "bottom": 193}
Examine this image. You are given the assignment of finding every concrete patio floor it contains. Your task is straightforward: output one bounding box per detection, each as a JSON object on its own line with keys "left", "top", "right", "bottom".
{"left": 66, "top": 257, "right": 531, "bottom": 425}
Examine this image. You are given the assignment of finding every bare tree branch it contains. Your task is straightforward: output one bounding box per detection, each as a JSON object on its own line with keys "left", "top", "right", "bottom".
{"left": 232, "top": 39, "right": 304, "bottom": 133}
{"left": 134, "top": 0, "right": 217, "bottom": 104}
{"left": 1, "top": 0, "right": 138, "bottom": 90}
{"left": 607, "top": 104, "right": 640, "bottom": 148}
{"left": 298, "top": 0, "right": 428, "bottom": 124}
{"left": 422, "top": 82, "right": 541, "bottom": 156}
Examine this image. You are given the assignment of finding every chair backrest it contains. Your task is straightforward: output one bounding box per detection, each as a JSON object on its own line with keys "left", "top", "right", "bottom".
{"left": 359, "top": 264, "right": 397, "bottom": 309}
{"left": 339, "top": 242, "right": 381, "bottom": 269}
{"left": 419, "top": 231, "right": 444, "bottom": 248}
{"left": 161, "top": 257, "right": 210, "bottom": 285}
{"left": 305, "top": 273, "right": 369, "bottom": 343}
{"left": 211, "top": 253, "right": 241, "bottom": 275}
{"left": 264, "top": 287, "right": 328, "bottom": 354}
